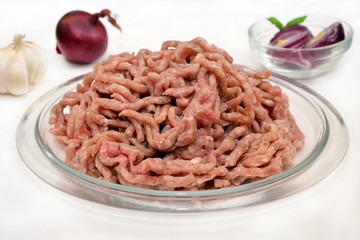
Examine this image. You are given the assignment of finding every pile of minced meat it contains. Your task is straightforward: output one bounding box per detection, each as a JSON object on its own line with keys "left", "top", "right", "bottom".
{"left": 49, "top": 37, "right": 305, "bottom": 190}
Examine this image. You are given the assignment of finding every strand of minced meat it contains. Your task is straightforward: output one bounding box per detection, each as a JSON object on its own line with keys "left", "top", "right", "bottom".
{"left": 49, "top": 37, "right": 305, "bottom": 190}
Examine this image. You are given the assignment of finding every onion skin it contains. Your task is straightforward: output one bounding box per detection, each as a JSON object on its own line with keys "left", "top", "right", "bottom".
{"left": 56, "top": 9, "right": 121, "bottom": 64}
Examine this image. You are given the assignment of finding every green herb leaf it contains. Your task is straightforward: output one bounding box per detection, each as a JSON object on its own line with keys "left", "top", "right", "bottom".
{"left": 267, "top": 17, "right": 283, "bottom": 30}
{"left": 285, "top": 15, "right": 307, "bottom": 28}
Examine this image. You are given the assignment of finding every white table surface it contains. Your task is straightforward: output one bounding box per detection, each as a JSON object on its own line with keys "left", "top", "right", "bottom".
{"left": 1, "top": 0, "right": 359, "bottom": 239}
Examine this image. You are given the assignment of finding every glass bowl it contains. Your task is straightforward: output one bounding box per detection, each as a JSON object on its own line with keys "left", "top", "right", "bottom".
{"left": 248, "top": 15, "right": 353, "bottom": 79}
{"left": 16, "top": 72, "right": 348, "bottom": 214}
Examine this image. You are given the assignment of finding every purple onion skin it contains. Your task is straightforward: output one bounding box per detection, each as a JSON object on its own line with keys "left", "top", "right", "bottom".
{"left": 270, "top": 25, "right": 313, "bottom": 49}
{"left": 56, "top": 10, "right": 108, "bottom": 64}
{"left": 305, "top": 22, "right": 345, "bottom": 48}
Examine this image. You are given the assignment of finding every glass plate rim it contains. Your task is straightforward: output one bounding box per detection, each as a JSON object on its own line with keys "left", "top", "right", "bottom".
{"left": 34, "top": 75, "right": 329, "bottom": 197}
{"left": 16, "top": 69, "right": 349, "bottom": 212}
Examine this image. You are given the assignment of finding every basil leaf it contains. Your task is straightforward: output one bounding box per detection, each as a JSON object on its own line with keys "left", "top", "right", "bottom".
{"left": 285, "top": 15, "right": 307, "bottom": 28}
{"left": 267, "top": 17, "right": 283, "bottom": 30}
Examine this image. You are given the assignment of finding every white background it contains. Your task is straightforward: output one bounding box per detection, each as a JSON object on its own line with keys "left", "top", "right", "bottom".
{"left": 1, "top": 0, "right": 359, "bottom": 239}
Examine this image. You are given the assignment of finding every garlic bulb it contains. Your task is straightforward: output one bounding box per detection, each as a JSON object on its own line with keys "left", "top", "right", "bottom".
{"left": 0, "top": 34, "right": 47, "bottom": 96}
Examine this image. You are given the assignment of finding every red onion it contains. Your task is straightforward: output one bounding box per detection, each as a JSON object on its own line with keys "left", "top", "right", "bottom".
{"left": 306, "top": 22, "right": 345, "bottom": 48}
{"left": 270, "top": 25, "right": 313, "bottom": 49}
{"left": 56, "top": 9, "right": 121, "bottom": 63}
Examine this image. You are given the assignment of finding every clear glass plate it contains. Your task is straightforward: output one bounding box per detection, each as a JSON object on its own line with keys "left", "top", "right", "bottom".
{"left": 16, "top": 72, "right": 348, "bottom": 213}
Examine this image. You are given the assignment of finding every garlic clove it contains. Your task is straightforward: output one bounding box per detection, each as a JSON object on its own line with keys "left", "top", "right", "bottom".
{"left": 20, "top": 41, "right": 47, "bottom": 86}
{"left": 5, "top": 56, "right": 29, "bottom": 96}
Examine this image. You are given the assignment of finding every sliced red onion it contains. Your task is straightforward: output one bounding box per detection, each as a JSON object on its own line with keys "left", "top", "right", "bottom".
{"left": 270, "top": 25, "right": 313, "bottom": 49}
{"left": 269, "top": 49, "right": 314, "bottom": 70}
{"left": 305, "top": 22, "right": 345, "bottom": 48}
{"left": 268, "top": 25, "right": 314, "bottom": 69}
